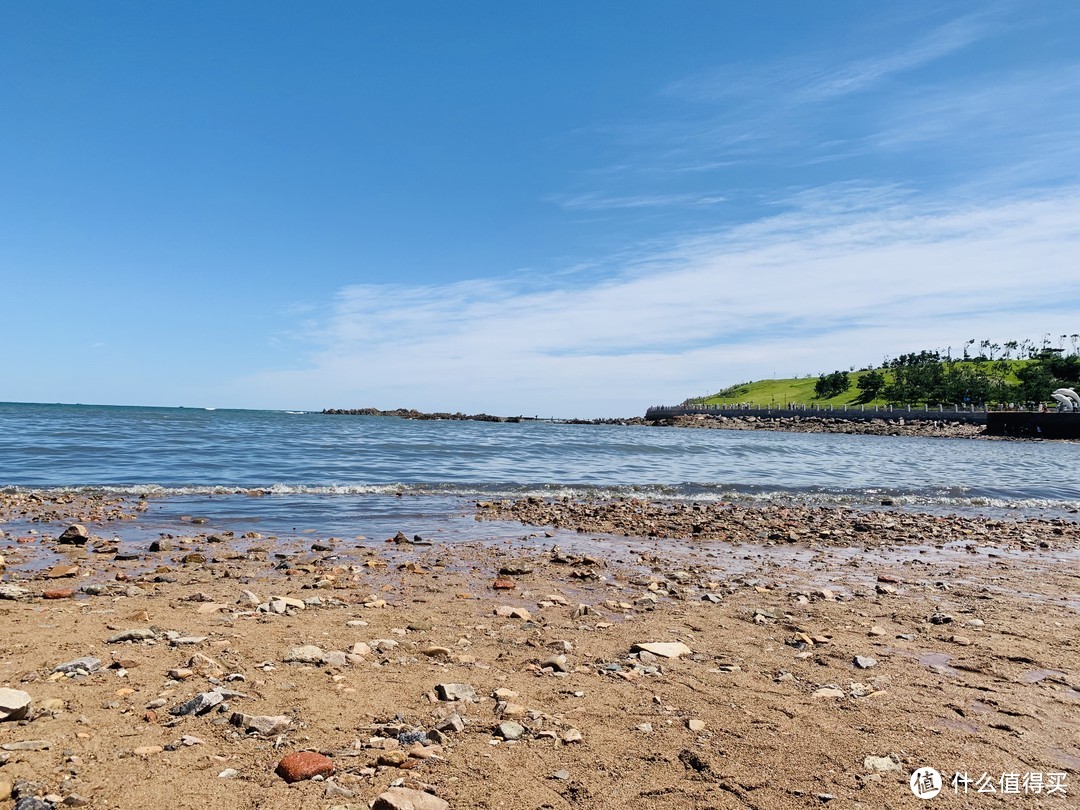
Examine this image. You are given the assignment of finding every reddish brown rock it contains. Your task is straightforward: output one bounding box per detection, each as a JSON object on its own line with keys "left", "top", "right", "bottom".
{"left": 43, "top": 589, "right": 76, "bottom": 600}
{"left": 275, "top": 751, "right": 334, "bottom": 782}
{"left": 491, "top": 578, "right": 516, "bottom": 590}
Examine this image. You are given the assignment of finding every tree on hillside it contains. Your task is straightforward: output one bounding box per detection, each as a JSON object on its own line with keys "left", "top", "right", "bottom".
{"left": 854, "top": 370, "right": 885, "bottom": 403}
{"left": 883, "top": 353, "right": 945, "bottom": 405}
{"left": 1015, "top": 363, "right": 1055, "bottom": 404}
{"left": 814, "top": 370, "right": 851, "bottom": 399}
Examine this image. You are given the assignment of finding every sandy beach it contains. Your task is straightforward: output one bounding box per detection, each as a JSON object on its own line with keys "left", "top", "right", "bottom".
{"left": 0, "top": 491, "right": 1077, "bottom": 809}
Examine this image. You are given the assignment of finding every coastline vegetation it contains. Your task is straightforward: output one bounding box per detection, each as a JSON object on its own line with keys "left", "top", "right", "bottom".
{"left": 688, "top": 336, "right": 1080, "bottom": 408}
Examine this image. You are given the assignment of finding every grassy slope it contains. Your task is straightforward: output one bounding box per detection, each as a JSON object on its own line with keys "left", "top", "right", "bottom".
{"left": 689, "top": 361, "right": 1030, "bottom": 408}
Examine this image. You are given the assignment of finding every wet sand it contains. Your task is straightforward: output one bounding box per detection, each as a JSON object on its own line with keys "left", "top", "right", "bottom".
{"left": 1, "top": 491, "right": 1078, "bottom": 809}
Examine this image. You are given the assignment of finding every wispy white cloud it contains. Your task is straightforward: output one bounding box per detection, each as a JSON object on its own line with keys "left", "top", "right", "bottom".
{"left": 240, "top": 186, "right": 1080, "bottom": 416}
{"left": 554, "top": 191, "right": 727, "bottom": 210}
{"left": 665, "top": 10, "right": 994, "bottom": 105}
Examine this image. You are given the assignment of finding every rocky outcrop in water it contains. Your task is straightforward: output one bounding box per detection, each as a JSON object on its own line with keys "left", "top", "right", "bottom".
{"left": 321, "top": 408, "right": 523, "bottom": 423}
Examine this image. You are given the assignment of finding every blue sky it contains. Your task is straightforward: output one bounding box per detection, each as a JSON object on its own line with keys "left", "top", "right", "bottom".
{"left": 3, "top": 1, "right": 1079, "bottom": 416}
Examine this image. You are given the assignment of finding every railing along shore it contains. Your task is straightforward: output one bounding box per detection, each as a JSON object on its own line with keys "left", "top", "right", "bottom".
{"left": 645, "top": 403, "right": 993, "bottom": 424}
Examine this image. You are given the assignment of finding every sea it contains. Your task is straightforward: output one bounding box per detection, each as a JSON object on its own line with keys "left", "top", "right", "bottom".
{"left": 1, "top": 402, "right": 1078, "bottom": 545}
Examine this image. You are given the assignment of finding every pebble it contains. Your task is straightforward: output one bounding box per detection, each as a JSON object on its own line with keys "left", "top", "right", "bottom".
{"left": 276, "top": 751, "right": 335, "bottom": 783}
{"left": 0, "top": 584, "right": 30, "bottom": 600}
{"left": 170, "top": 691, "right": 224, "bottom": 716}
{"left": 552, "top": 770, "right": 571, "bottom": 781}
{"left": 283, "top": 645, "right": 326, "bottom": 664}
{"left": 950, "top": 635, "right": 973, "bottom": 646}
{"left": 324, "top": 782, "right": 355, "bottom": 799}
{"left": 863, "top": 755, "right": 901, "bottom": 773}
{"left": 497, "top": 721, "right": 525, "bottom": 740}
{"left": 378, "top": 750, "right": 409, "bottom": 767}
{"left": 372, "top": 787, "right": 450, "bottom": 810}
{"left": 630, "top": 642, "right": 691, "bottom": 659}
{"left": 493, "top": 606, "right": 531, "bottom": 620}
{"left": 563, "top": 728, "right": 583, "bottom": 743}
{"left": 436, "top": 714, "right": 465, "bottom": 733}
{"left": 812, "top": 687, "right": 845, "bottom": 699}
{"left": 218, "top": 769, "right": 239, "bottom": 779}
{"left": 435, "top": 683, "right": 478, "bottom": 703}
{"left": 106, "top": 629, "right": 156, "bottom": 643}
{"left": 853, "top": 656, "right": 877, "bottom": 669}
{"left": 230, "top": 713, "right": 292, "bottom": 736}
{"left": 420, "top": 646, "right": 452, "bottom": 660}
{"left": 541, "top": 655, "right": 569, "bottom": 672}
{"left": 0, "top": 689, "right": 32, "bottom": 722}
{"left": 687, "top": 719, "right": 706, "bottom": 731}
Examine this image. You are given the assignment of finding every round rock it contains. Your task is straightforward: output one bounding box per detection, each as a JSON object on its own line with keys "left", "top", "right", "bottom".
{"left": 276, "top": 751, "right": 334, "bottom": 783}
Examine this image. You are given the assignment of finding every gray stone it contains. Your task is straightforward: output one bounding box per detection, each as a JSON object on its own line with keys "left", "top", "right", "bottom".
{"left": 230, "top": 712, "right": 292, "bottom": 736}
{"left": 106, "top": 629, "right": 156, "bottom": 643}
{"left": 170, "top": 691, "right": 224, "bottom": 716}
{"left": 53, "top": 657, "right": 102, "bottom": 675}
{"left": 0, "top": 584, "right": 30, "bottom": 600}
{"left": 552, "top": 770, "right": 571, "bottom": 780}
{"left": 1, "top": 740, "right": 51, "bottom": 751}
{"left": 436, "top": 713, "right": 465, "bottom": 732}
{"left": 169, "top": 636, "right": 208, "bottom": 646}
{"left": 0, "top": 690, "right": 32, "bottom": 722}
{"left": 496, "top": 721, "right": 525, "bottom": 740}
{"left": 14, "top": 799, "right": 53, "bottom": 810}
{"left": 323, "top": 782, "right": 355, "bottom": 799}
{"left": 283, "top": 645, "right": 326, "bottom": 664}
{"left": 435, "top": 683, "right": 478, "bottom": 703}
{"left": 322, "top": 650, "right": 348, "bottom": 667}
{"left": 853, "top": 656, "right": 877, "bottom": 669}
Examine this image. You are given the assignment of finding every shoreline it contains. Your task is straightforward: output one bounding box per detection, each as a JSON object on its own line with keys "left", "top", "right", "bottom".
{"left": 319, "top": 406, "right": 1054, "bottom": 440}
{"left": 1, "top": 490, "right": 1077, "bottom": 808}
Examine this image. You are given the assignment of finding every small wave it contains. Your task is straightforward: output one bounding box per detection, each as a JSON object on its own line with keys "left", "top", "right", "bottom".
{"left": 4, "top": 481, "right": 1077, "bottom": 516}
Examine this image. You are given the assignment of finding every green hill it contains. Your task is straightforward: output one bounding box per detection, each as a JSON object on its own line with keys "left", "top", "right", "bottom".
{"left": 687, "top": 371, "right": 886, "bottom": 408}
{"left": 687, "top": 360, "right": 1034, "bottom": 408}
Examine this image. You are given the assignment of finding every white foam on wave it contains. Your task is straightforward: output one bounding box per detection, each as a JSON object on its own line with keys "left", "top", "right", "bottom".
{"left": 5, "top": 482, "right": 1077, "bottom": 516}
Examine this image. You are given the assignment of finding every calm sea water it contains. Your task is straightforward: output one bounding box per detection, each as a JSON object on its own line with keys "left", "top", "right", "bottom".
{"left": 1, "top": 402, "right": 1078, "bottom": 525}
